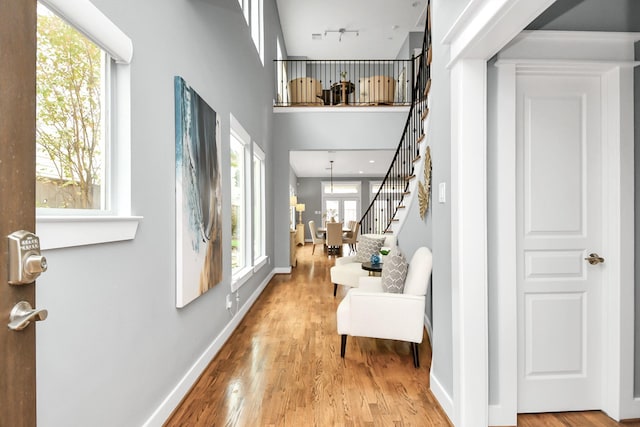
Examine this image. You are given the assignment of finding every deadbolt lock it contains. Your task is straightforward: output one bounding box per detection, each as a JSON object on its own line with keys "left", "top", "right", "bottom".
{"left": 7, "top": 230, "right": 47, "bottom": 285}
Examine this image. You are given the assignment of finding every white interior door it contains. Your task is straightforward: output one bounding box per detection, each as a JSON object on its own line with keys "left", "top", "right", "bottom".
{"left": 517, "top": 72, "right": 603, "bottom": 413}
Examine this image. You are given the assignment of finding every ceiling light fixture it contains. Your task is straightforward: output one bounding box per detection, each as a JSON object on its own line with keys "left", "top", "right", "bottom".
{"left": 330, "top": 160, "right": 334, "bottom": 192}
{"left": 324, "top": 28, "right": 359, "bottom": 42}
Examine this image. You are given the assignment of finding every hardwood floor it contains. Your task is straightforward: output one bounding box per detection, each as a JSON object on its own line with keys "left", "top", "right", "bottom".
{"left": 166, "top": 244, "right": 640, "bottom": 427}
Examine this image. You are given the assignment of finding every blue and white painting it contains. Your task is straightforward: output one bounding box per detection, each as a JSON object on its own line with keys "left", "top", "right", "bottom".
{"left": 175, "top": 76, "right": 222, "bottom": 307}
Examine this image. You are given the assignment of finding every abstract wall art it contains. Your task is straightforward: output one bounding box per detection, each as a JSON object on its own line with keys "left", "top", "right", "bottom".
{"left": 174, "top": 76, "right": 222, "bottom": 307}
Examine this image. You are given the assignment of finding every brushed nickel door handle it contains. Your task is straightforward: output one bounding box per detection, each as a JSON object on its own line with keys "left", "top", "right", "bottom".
{"left": 584, "top": 253, "right": 604, "bottom": 265}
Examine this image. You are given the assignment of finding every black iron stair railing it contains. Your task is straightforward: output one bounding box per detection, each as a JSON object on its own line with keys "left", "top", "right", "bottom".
{"left": 359, "top": 0, "right": 432, "bottom": 235}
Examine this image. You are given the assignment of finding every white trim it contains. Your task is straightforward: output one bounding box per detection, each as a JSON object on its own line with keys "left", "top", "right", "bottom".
{"left": 430, "top": 369, "right": 455, "bottom": 424}
{"left": 37, "top": 216, "right": 141, "bottom": 250}
{"left": 601, "top": 66, "right": 637, "bottom": 420}
{"left": 273, "top": 106, "right": 410, "bottom": 114}
{"left": 499, "top": 31, "right": 640, "bottom": 64}
{"left": 450, "top": 59, "right": 488, "bottom": 427}
{"left": 273, "top": 267, "right": 292, "bottom": 274}
{"left": 39, "top": 0, "right": 133, "bottom": 64}
{"left": 444, "top": 0, "right": 556, "bottom": 69}
{"left": 141, "top": 270, "right": 274, "bottom": 427}
{"left": 231, "top": 266, "right": 253, "bottom": 292}
{"left": 492, "top": 37, "right": 638, "bottom": 422}
{"left": 442, "top": 2, "right": 556, "bottom": 425}
{"left": 487, "top": 61, "right": 518, "bottom": 426}
{"left": 253, "top": 255, "right": 268, "bottom": 273}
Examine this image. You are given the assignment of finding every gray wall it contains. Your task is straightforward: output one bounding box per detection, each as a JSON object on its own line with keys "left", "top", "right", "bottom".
{"left": 527, "top": 0, "right": 640, "bottom": 31}
{"left": 35, "top": 0, "right": 284, "bottom": 425}
{"left": 635, "top": 40, "right": 640, "bottom": 398}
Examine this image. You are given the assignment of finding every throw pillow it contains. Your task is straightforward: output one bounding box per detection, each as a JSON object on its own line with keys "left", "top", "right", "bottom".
{"left": 354, "top": 235, "right": 387, "bottom": 263}
{"left": 381, "top": 248, "right": 408, "bottom": 293}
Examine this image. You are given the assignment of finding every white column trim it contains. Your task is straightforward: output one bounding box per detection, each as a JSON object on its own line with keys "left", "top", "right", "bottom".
{"left": 450, "top": 59, "right": 488, "bottom": 427}
{"left": 487, "top": 61, "right": 518, "bottom": 426}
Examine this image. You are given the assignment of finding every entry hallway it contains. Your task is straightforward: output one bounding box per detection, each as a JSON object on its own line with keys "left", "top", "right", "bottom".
{"left": 166, "top": 244, "right": 640, "bottom": 427}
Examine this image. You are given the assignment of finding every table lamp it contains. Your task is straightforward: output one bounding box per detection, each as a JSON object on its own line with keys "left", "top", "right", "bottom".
{"left": 296, "top": 203, "right": 305, "bottom": 225}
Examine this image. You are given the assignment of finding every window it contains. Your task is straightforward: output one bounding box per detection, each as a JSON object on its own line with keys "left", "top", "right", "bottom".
{"left": 35, "top": 0, "right": 137, "bottom": 250}
{"left": 230, "top": 115, "right": 251, "bottom": 285}
{"left": 321, "top": 181, "right": 361, "bottom": 226}
{"left": 250, "top": 0, "right": 264, "bottom": 64}
{"left": 253, "top": 144, "right": 266, "bottom": 266}
{"left": 37, "top": 4, "right": 109, "bottom": 211}
{"left": 276, "top": 38, "right": 288, "bottom": 104}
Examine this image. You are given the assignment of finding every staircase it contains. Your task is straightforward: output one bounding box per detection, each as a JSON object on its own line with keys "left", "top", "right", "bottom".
{"left": 359, "top": 1, "right": 432, "bottom": 236}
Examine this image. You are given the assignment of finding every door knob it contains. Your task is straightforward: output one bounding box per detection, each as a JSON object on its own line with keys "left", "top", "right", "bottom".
{"left": 584, "top": 253, "right": 605, "bottom": 265}
{"left": 8, "top": 301, "right": 48, "bottom": 331}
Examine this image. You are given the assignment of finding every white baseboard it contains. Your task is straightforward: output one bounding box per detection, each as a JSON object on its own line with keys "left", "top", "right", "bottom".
{"left": 430, "top": 369, "right": 455, "bottom": 426}
{"left": 489, "top": 404, "right": 517, "bottom": 426}
{"left": 142, "top": 271, "right": 274, "bottom": 427}
{"left": 273, "top": 267, "right": 292, "bottom": 274}
{"left": 620, "top": 397, "right": 640, "bottom": 421}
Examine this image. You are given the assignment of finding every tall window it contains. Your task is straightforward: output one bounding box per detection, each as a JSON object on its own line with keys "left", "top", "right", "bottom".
{"left": 253, "top": 144, "right": 266, "bottom": 264}
{"left": 36, "top": 4, "right": 109, "bottom": 211}
{"left": 251, "top": 0, "right": 264, "bottom": 64}
{"left": 230, "top": 116, "right": 251, "bottom": 279}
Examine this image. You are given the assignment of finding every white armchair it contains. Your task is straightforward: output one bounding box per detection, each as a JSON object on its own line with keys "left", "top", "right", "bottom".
{"left": 336, "top": 247, "right": 433, "bottom": 368}
{"left": 330, "top": 234, "right": 395, "bottom": 297}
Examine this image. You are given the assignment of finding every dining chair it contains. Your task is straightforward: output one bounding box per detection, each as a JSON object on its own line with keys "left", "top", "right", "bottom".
{"left": 326, "top": 222, "right": 344, "bottom": 256}
{"left": 308, "top": 220, "right": 325, "bottom": 255}
{"left": 342, "top": 221, "right": 359, "bottom": 255}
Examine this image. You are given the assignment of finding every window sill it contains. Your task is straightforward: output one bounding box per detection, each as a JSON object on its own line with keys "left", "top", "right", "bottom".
{"left": 36, "top": 216, "right": 142, "bottom": 250}
{"left": 253, "top": 256, "right": 268, "bottom": 272}
{"left": 231, "top": 266, "right": 253, "bottom": 292}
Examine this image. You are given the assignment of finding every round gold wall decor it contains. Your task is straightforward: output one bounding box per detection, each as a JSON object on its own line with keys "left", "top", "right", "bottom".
{"left": 418, "top": 146, "right": 432, "bottom": 220}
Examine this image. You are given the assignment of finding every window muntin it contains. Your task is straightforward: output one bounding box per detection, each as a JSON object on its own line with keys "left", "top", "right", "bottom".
{"left": 36, "top": 4, "right": 109, "bottom": 211}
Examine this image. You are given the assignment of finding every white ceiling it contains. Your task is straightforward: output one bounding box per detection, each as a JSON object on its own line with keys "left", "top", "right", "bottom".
{"left": 290, "top": 150, "right": 396, "bottom": 178}
{"left": 276, "top": 0, "right": 428, "bottom": 60}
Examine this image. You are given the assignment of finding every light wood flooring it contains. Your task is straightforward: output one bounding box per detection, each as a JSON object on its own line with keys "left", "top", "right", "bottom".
{"left": 166, "top": 243, "right": 640, "bottom": 427}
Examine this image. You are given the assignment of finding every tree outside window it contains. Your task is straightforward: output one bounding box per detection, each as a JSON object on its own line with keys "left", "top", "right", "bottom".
{"left": 36, "top": 4, "right": 107, "bottom": 210}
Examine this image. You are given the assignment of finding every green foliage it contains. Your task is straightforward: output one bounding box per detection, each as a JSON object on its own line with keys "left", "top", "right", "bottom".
{"left": 36, "top": 11, "right": 103, "bottom": 209}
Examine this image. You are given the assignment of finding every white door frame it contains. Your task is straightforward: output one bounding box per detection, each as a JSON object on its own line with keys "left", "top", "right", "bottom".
{"left": 442, "top": 1, "right": 557, "bottom": 425}
{"left": 491, "top": 31, "right": 638, "bottom": 423}
{"left": 442, "top": 0, "right": 638, "bottom": 424}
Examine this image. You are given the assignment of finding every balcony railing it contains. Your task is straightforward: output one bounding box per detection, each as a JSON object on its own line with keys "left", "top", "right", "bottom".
{"left": 359, "top": 0, "right": 431, "bottom": 235}
{"left": 274, "top": 58, "right": 420, "bottom": 107}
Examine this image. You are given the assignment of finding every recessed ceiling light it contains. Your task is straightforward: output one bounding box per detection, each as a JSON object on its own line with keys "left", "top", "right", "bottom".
{"left": 369, "top": 160, "right": 375, "bottom": 163}
{"left": 359, "top": 171, "right": 363, "bottom": 174}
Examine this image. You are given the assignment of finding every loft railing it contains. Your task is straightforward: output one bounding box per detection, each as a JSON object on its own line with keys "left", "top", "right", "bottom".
{"left": 273, "top": 59, "right": 419, "bottom": 106}
{"left": 359, "top": 0, "right": 431, "bottom": 235}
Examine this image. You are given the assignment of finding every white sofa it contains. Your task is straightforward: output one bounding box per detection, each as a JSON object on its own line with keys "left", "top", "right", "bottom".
{"left": 330, "top": 234, "right": 396, "bottom": 297}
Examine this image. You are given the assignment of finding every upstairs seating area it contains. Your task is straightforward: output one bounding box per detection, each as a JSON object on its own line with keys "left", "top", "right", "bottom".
{"left": 274, "top": 58, "right": 421, "bottom": 107}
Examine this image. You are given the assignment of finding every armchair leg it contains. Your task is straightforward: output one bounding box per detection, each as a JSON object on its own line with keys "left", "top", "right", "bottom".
{"left": 341, "top": 335, "right": 347, "bottom": 358}
{"left": 411, "top": 342, "right": 420, "bottom": 368}
{"left": 333, "top": 283, "right": 338, "bottom": 297}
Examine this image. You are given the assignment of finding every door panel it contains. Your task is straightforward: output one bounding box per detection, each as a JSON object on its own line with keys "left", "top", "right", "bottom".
{"left": 0, "top": 0, "right": 38, "bottom": 425}
{"left": 517, "top": 73, "right": 602, "bottom": 413}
